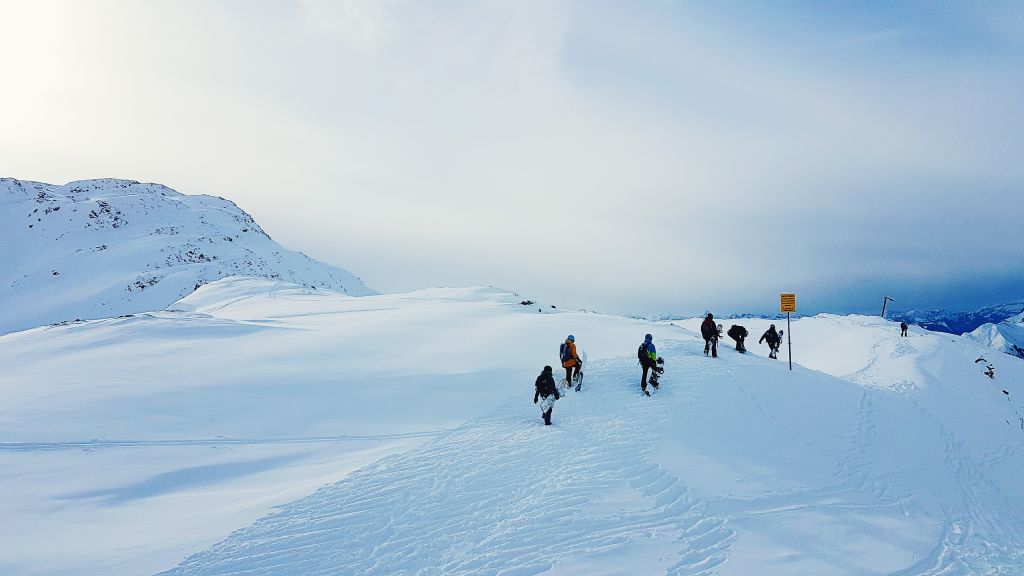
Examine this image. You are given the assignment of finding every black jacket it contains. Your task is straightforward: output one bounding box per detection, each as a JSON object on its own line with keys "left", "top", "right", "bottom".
{"left": 759, "top": 326, "right": 780, "bottom": 345}
{"left": 727, "top": 325, "right": 748, "bottom": 340}
{"left": 700, "top": 318, "right": 717, "bottom": 339}
{"left": 534, "top": 370, "right": 560, "bottom": 402}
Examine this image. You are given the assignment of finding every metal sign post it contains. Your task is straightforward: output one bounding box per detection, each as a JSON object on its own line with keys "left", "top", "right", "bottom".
{"left": 787, "top": 313, "right": 792, "bottom": 371}
{"left": 781, "top": 293, "right": 796, "bottom": 371}
{"left": 881, "top": 296, "right": 894, "bottom": 318}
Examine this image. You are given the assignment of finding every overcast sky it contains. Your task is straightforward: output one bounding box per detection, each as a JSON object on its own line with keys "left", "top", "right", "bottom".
{"left": 2, "top": 0, "right": 1022, "bottom": 316}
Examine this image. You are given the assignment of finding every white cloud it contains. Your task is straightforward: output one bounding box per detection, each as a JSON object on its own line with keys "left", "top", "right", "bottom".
{"left": 1, "top": 0, "right": 1021, "bottom": 315}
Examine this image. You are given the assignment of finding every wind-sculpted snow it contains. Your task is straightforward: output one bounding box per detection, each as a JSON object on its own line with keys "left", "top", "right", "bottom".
{"left": 163, "top": 354, "right": 737, "bottom": 576}
{"left": 3, "top": 280, "right": 1024, "bottom": 575}
{"left": 164, "top": 315, "right": 1024, "bottom": 575}
{"left": 0, "top": 177, "right": 373, "bottom": 334}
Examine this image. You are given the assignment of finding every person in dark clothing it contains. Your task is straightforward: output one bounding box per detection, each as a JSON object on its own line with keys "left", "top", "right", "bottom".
{"left": 759, "top": 324, "right": 781, "bottom": 359}
{"left": 900, "top": 321, "right": 909, "bottom": 337}
{"left": 638, "top": 333, "right": 658, "bottom": 396}
{"left": 700, "top": 313, "right": 718, "bottom": 358}
{"left": 727, "top": 324, "right": 748, "bottom": 352}
{"left": 534, "top": 365, "right": 561, "bottom": 425}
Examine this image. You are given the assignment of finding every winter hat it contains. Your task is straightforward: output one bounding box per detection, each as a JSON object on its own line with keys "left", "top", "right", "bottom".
{"left": 567, "top": 335, "right": 575, "bottom": 342}
{"left": 544, "top": 365, "right": 552, "bottom": 373}
{"left": 644, "top": 333, "right": 653, "bottom": 342}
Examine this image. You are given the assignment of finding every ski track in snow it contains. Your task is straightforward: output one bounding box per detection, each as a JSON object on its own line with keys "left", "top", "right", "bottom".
{"left": 890, "top": 393, "right": 1024, "bottom": 576}
{"left": 834, "top": 329, "right": 1024, "bottom": 576}
{"left": 160, "top": 355, "right": 736, "bottom": 576}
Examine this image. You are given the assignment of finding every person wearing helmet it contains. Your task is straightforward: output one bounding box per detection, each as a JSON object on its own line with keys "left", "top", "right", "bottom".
{"left": 559, "top": 335, "right": 581, "bottom": 388}
{"left": 534, "top": 365, "right": 561, "bottom": 425}
{"left": 759, "top": 324, "right": 781, "bottom": 359}
{"left": 638, "top": 333, "right": 657, "bottom": 396}
{"left": 700, "top": 313, "right": 718, "bottom": 358}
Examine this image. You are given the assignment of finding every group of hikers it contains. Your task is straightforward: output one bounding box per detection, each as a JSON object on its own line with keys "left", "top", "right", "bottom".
{"left": 533, "top": 334, "right": 583, "bottom": 425}
{"left": 700, "top": 313, "right": 783, "bottom": 358}
{"left": 533, "top": 316, "right": 787, "bottom": 425}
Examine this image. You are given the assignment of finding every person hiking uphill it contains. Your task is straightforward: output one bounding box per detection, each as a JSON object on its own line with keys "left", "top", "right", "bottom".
{"left": 700, "top": 313, "right": 718, "bottom": 358}
{"left": 727, "top": 324, "right": 748, "bottom": 352}
{"left": 560, "top": 335, "right": 581, "bottom": 389}
{"left": 534, "top": 366, "right": 561, "bottom": 425}
{"left": 759, "top": 324, "right": 781, "bottom": 359}
{"left": 900, "top": 321, "right": 909, "bottom": 337}
{"left": 638, "top": 333, "right": 658, "bottom": 396}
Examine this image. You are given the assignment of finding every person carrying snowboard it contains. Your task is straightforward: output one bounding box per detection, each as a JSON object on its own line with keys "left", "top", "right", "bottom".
{"left": 759, "top": 324, "right": 781, "bottom": 359}
{"left": 560, "top": 335, "right": 581, "bottom": 388}
{"left": 727, "top": 324, "right": 748, "bottom": 352}
{"left": 700, "top": 313, "right": 718, "bottom": 358}
{"left": 900, "top": 321, "right": 909, "bottom": 337}
{"left": 534, "top": 366, "right": 561, "bottom": 425}
{"left": 638, "top": 333, "right": 658, "bottom": 396}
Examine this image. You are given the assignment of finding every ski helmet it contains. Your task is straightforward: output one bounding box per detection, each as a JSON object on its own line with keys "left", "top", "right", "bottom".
{"left": 644, "top": 333, "right": 653, "bottom": 341}
{"left": 567, "top": 335, "right": 575, "bottom": 342}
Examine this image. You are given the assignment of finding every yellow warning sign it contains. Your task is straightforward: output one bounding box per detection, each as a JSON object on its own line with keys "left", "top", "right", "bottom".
{"left": 780, "top": 293, "right": 796, "bottom": 313}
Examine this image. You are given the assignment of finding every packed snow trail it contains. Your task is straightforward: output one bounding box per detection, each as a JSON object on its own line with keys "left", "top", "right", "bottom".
{"left": 162, "top": 352, "right": 736, "bottom": 576}
{"left": 163, "top": 330, "right": 1024, "bottom": 576}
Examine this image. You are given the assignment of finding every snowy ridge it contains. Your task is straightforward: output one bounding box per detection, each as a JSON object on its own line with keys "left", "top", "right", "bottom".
{"left": 0, "top": 178, "right": 373, "bottom": 334}
{"left": 966, "top": 312, "right": 1024, "bottom": 359}
{"left": 2, "top": 279, "right": 1024, "bottom": 575}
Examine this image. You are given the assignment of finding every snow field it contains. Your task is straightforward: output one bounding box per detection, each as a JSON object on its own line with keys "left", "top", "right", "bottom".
{"left": 163, "top": 350, "right": 738, "bottom": 576}
{"left": 0, "top": 279, "right": 654, "bottom": 575}
{"left": 2, "top": 279, "right": 1023, "bottom": 574}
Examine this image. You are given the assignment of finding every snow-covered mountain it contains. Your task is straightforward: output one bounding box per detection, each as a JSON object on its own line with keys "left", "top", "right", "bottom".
{"left": 890, "top": 301, "right": 1024, "bottom": 335}
{"left": 2, "top": 278, "right": 1022, "bottom": 575}
{"left": 966, "top": 312, "right": 1024, "bottom": 359}
{"left": 0, "top": 178, "right": 373, "bottom": 334}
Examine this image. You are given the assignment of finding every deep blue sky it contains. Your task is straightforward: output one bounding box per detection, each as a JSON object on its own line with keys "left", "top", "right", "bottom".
{"left": 2, "top": 0, "right": 1021, "bottom": 316}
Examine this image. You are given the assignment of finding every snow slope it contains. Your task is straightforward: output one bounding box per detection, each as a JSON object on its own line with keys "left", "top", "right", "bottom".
{"left": 0, "top": 178, "right": 373, "bottom": 334}
{"left": 965, "top": 312, "right": 1024, "bottom": 359}
{"left": 2, "top": 280, "right": 1023, "bottom": 575}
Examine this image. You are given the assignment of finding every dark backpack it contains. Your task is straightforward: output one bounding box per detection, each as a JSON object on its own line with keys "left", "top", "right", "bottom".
{"left": 560, "top": 343, "right": 571, "bottom": 363}
{"left": 637, "top": 343, "right": 647, "bottom": 364}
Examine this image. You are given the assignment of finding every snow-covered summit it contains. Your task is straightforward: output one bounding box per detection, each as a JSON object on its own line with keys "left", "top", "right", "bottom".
{"left": 0, "top": 178, "right": 374, "bottom": 334}
{"left": 966, "top": 312, "right": 1024, "bottom": 359}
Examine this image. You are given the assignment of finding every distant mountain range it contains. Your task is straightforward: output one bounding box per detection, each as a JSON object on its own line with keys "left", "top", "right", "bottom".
{"left": 889, "top": 302, "right": 1024, "bottom": 335}
{"left": 0, "top": 178, "right": 374, "bottom": 334}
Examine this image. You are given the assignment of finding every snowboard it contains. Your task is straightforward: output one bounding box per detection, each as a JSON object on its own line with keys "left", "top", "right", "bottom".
{"left": 574, "top": 350, "right": 587, "bottom": 391}
{"left": 539, "top": 394, "right": 556, "bottom": 413}
{"left": 561, "top": 349, "right": 586, "bottom": 392}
